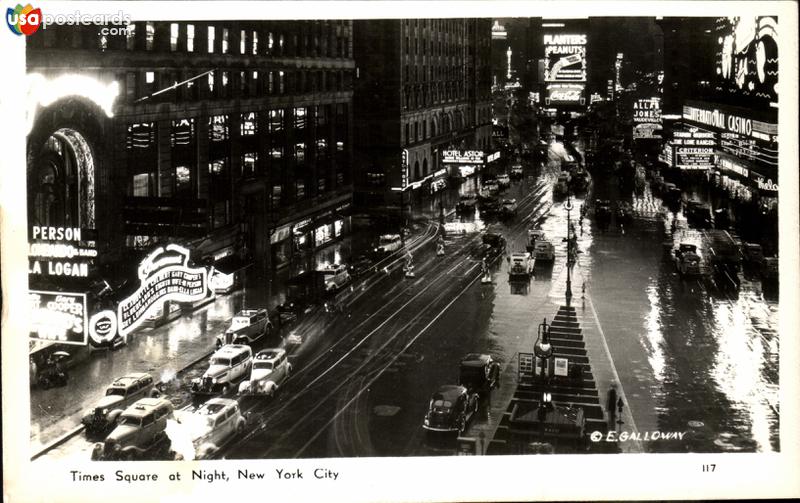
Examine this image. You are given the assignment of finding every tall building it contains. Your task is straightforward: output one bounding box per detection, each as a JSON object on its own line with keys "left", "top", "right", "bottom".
{"left": 352, "top": 19, "right": 493, "bottom": 212}
{"left": 26, "top": 20, "right": 356, "bottom": 283}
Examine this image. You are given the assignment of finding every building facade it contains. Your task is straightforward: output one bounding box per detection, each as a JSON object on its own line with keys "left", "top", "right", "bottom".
{"left": 27, "top": 20, "right": 356, "bottom": 279}
{"left": 352, "top": 18, "right": 492, "bottom": 213}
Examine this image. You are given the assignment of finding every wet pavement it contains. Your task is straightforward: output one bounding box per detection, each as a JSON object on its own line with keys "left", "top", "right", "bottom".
{"left": 32, "top": 138, "right": 780, "bottom": 460}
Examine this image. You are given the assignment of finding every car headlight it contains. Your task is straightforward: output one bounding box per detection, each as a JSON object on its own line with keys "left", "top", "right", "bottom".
{"left": 424, "top": 418, "right": 430, "bottom": 426}
{"left": 212, "top": 378, "right": 217, "bottom": 384}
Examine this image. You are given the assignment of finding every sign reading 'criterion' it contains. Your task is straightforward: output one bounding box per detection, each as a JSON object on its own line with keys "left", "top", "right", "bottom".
{"left": 117, "top": 244, "right": 209, "bottom": 336}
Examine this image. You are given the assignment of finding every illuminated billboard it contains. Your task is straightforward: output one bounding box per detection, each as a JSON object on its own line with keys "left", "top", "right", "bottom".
{"left": 715, "top": 17, "right": 778, "bottom": 105}
{"left": 28, "top": 225, "right": 97, "bottom": 278}
{"left": 442, "top": 150, "right": 485, "bottom": 164}
{"left": 543, "top": 33, "right": 587, "bottom": 83}
{"left": 546, "top": 84, "right": 585, "bottom": 105}
{"left": 632, "top": 97, "right": 661, "bottom": 139}
{"left": 29, "top": 291, "right": 87, "bottom": 346}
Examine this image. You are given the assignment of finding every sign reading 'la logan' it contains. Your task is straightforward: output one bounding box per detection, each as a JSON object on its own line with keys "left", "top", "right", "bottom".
{"left": 28, "top": 226, "right": 97, "bottom": 278}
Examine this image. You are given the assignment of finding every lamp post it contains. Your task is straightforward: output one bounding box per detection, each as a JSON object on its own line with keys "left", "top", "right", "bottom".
{"left": 565, "top": 190, "right": 573, "bottom": 303}
{"left": 533, "top": 318, "right": 553, "bottom": 381}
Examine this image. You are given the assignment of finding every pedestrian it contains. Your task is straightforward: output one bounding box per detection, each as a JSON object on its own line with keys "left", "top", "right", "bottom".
{"left": 606, "top": 385, "right": 618, "bottom": 430}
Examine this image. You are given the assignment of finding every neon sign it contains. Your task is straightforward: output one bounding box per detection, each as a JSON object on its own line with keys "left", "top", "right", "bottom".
{"left": 117, "top": 244, "right": 208, "bottom": 336}
{"left": 29, "top": 291, "right": 87, "bottom": 345}
{"left": 28, "top": 225, "right": 96, "bottom": 278}
{"left": 543, "top": 33, "right": 587, "bottom": 83}
{"left": 26, "top": 73, "right": 119, "bottom": 134}
{"left": 442, "top": 150, "right": 484, "bottom": 164}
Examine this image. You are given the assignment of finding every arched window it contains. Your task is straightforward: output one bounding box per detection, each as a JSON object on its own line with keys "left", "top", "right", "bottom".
{"left": 422, "top": 158, "right": 428, "bottom": 176}
{"left": 414, "top": 160, "right": 420, "bottom": 180}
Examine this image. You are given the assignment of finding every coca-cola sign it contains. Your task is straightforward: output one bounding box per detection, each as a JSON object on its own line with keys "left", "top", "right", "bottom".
{"left": 547, "top": 84, "right": 584, "bottom": 104}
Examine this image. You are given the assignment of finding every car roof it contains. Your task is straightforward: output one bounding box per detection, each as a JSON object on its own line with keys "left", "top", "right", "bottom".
{"left": 110, "top": 373, "right": 151, "bottom": 387}
{"left": 214, "top": 344, "right": 251, "bottom": 356}
{"left": 433, "top": 385, "right": 466, "bottom": 400}
{"left": 235, "top": 309, "right": 264, "bottom": 317}
{"left": 122, "top": 398, "right": 171, "bottom": 417}
{"left": 255, "top": 348, "right": 285, "bottom": 360}
{"left": 461, "top": 353, "right": 491, "bottom": 366}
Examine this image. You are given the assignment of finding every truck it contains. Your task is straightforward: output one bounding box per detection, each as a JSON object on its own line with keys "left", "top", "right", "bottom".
{"left": 508, "top": 252, "right": 533, "bottom": 280}
{"left": 215, "top": 309, "right": 273, "bottom": 348}
{"left": 458, "top": 353, "right": 500, "bottom": 399}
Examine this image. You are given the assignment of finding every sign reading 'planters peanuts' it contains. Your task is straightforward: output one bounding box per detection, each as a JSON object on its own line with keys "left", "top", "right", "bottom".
{"left": 117, "top": 244, "right": 208, "bottom": 336}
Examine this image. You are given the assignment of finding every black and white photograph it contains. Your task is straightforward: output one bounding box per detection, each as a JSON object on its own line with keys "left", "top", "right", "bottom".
{"left": 2, "top": 1, "right": 798, "bottom": 502}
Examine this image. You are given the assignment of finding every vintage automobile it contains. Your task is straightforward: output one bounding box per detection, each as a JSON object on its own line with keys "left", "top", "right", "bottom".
{"left": 674, "top": 243, "right": 702, "bottom": 276}
{"left": 481, "top": 228, "right": 506, "bottom": 250}
{"left": 422, "top": 385, "right": 479, "bottom": 434}
{"left": 191, "top": 345, "right": 253, "bottom": 396}
{"left": 238, "top": 348, "right": 292, "bottom": 397}
{"left": 348, "top": 254, "right": 374, "bottom": 279}
{"left": 82, "top": 373, "right": 161, "bottom": 436}
{"left": 373, "top": 234, "right": 403, "bottom": 255}
{"left": 459, "top": 353, "right": 500, "bottom": 398}
{"left": 532, "top": 240, "right": 556, "bottom": 263}
{"left": 216, "top": 309, "right": 272, "bottom": 348}
{"left": 685, "top": 201, "right": 714, "bottom": 228}
{"left": 178, "top": 398, "right": 246, "bottom": 459}
{"left": 499, "top": 198, "right": 518, "bottom": 218}
{"left": 496, "top": 173, "right": 511, "bottom": 188}
{"left": 319, "top": 263, "right": 351, "bottom": 292}
{"left": 479, "top": 196, "right": 501, "bottom": 216}
{"left": 510, "top": 165, "right": 524, "bottom": 179}
{"left": 742, "top": 243, "right": 765, "bottom": 266}
{"left": 553, "top": 173, "right": 570, "bottom": 198}
{"left": 526, "top": 228, "right": 547, "bottom": 252}
{"left": 455, "top": 195, "right": 479, "bottom": 214}
{"left": 91, "top": 397, "right": 174, "bottom": 461}
{"left": 508, "top": 252, "right": 533, "bottom": 280}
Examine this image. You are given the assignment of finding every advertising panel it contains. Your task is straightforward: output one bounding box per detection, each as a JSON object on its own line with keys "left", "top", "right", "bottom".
{"left": 633, "top": 97, "right": 661, "bottom": 124}
{"left": 442, "top": 150, "right": 484, "bottom": 164}
{"left": 674, "top": 146, "right": 715, "bottom": 170}
{"left": 117, "top": 244, "right": 209, "bottom": 336}
{"left": 543, "top": 33, "right": 587, "bottom": 83}
{"left": 29, "top": 291, "right": 87, "bottom": 345}
{"left": 715, "top": 17, "right": 778, "bottom": 105}
{"left": 28, "top": 226, "right": 97, "bottom": 278}
{"left": 546, "top": 84, "right": 585, "bottom": 105}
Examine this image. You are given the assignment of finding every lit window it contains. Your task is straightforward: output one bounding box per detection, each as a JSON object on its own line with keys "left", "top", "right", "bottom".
{"left": 126, "top": 23, "right": 136, "bottom": 50}
{"left": 242, "top": 153, "right": 257, "bottom": 177}
{"left": 145, "top": 72, "right": 155, "bottom": 84}
{"left": 209, "top": 160, "right": 225, "bottom": 175}
{"left": 267, "top": 32, "right": 274, "bottom": 52}
{"left": 208, "top": 26, "right": 215, "bottom": 53}
{"left": 187, "top": 24, "right": 195, "bottom": 52}
{"left": 240, "top": 29, "right": 246, "bottom": 54}
{"left": 145, "top": 22, "right": 155, "bottom": 50}
{"left": 208, "top": 72, "right": 214, "bottom": 93}
{"left": 209, "top": 115, "right": 229, "bottom": 142}
{"left": 270, "top": 147, "right": 283, "bottom": 159}
{"left": 296, "top": 179, "right": 305, "bottom": 199}
{"left": 268, "top": 72, "right": 274, "bottom": 93}
{"left": 278, "top": 71, "right": 284, "bottom": 93}
{"left": 269, "top": 110, "right": 283, "bottom": 132}
{"left": 222, "top": 71, "right": 229, "bottom": 88}
{"left": 170, "top": 23, "right": 179, "bottom": 51}
{"left": 252, "top": 31, "right": 258, "bottom": 55}
{"left": 294, "top": 108, "right": 306, "bottom": 129}
{"left": 295, "top": 143, "right": 305, "bottom": 162}
{"left": 241, "top": 112, "right": 257, "bottom": 136}
{"left": 222, "top": 28, "right": 229, "bottom": 53}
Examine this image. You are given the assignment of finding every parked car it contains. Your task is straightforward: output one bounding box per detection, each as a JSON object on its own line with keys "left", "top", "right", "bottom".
{"left": 191, "top": 345, "right": 253, "bottom": 396}
{"left": 319, "top": 263, "right": 351, "bottom": 292}
{"left": 674, "top": 243, "right": 702, "bottom": 276}
{"left": 238, "top": 348, "right": 292, "bottom": 397}
{"left": 508, "top": 252, "right": 533, "bottom": 280}
{"left": 82, "top": 373, "right": 160, "bottom": 436}
{"left": 422, "top": 385, "right": 479, "bottom": 434}
{"left": 178, "top": 398, "right": 246, "bottom": 459}
{"left": 481, "top": 228, "right": 506, "bottom": 249}
{"left": 216, "top": 309, "right": 272, "bottom": 348}
{"left": 91, "top": 397, "right": 174, "bottom": 461}
{"left": 496, "top": 173, "right": 511, "bottom": 188}
{"left": 459, "top": 354, "right": 500, "bottom": 398}
{"left": 374, "top": 234, "right": 403, "bottom": 255}
{"left": 456, "top": 195, "right": 479, "bottom": 214}
{"left": 479, "top": 196, "right": 501, "bottom": 215}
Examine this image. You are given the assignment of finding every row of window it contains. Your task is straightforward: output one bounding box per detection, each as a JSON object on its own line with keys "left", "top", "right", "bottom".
{"left": 31, "top": 21, "right": 353, "bottom": 60}
{"left": 403, "top": 81, "right": 467, "bottom": 110}
{"left": 126, "top": 107, "right": 348, "bottom": 151}
{"left": 125, "top": 67, "right": 353, "bottom": 105}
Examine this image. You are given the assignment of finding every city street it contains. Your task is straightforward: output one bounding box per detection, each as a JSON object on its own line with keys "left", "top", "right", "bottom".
{"left": 32, "top": 136, "right": 780, "bottom": 461}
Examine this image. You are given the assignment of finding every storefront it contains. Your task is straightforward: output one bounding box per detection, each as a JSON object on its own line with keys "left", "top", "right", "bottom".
{"left": 270, "top": 224, "right": 292, "bottom": 269}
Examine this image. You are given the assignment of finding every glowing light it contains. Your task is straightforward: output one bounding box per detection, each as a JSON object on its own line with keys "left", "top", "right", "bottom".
{"left": 26, "top": 73, "right": 119, "bottom": 134}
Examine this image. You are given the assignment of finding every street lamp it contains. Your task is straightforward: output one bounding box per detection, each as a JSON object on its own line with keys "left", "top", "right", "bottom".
{"left": 565, "top": 191, "right": 573, "bottom": 302}
{"left": 533, "top": 318, "right": 553, "bottom": 381}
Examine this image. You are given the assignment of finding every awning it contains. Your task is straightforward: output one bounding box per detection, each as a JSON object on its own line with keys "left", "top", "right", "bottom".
{"left": 213, "top": 255, "right": 253, "bottom": 275}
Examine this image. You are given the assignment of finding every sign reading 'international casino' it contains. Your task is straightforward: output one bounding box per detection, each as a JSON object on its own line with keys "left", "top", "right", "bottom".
{"left": 682, "top": 105, "right": 777, "bottom": 142}
{"left": 117, "top": 244, "right": 209, "bottom": 336}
